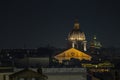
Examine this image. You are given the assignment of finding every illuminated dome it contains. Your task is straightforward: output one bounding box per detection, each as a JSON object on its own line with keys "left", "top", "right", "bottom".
{"left": 90, "top": 35, "right": 102, "bottom": 49}
{"left": 68, "top": 21, "right": 86, "bottom": 41}
{"left": 67, "top": 20, "right": 87, "bottom": 51}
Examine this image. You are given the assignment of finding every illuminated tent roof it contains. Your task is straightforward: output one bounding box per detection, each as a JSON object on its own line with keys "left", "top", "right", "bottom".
{"left": 54, "top": 48, "right": 92, "bottom": 63}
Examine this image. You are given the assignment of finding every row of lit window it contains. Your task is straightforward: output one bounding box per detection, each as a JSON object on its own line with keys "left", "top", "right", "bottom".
{"left": 90, "top": 69, "right": 110, "bottom": 72}
{"left": 82, "top": 63, "right": 114, "bottom": 68}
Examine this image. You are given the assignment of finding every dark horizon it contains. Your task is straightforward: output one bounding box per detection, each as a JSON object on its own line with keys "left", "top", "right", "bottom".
{"left": 0, "top": 0, "right": 120, "bottom": 49}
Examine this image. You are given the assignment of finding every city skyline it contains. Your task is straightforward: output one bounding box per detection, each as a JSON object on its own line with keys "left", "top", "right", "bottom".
{"left": 0, "top": 0, "right": 120, "bottom": 49}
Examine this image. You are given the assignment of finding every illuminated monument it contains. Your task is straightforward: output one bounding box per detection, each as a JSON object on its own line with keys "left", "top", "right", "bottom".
{"left": 54, "top": 20, "right": 91, "bottom": 63}
{"left": 68, "top": 20, "right": 87, "bottom": 51}
{"left": 90, "top": 35, "right": 102, "bottom": 49}
{"left": 54, "top": 48, "right": 91, "bottom": 63}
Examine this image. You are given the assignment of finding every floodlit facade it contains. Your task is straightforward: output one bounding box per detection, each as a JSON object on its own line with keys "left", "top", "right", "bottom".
{"left": 54, "top": 48, "right": 91, "bottom": 63}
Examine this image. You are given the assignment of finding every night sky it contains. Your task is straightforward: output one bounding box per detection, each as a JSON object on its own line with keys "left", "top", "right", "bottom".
{"left": 0, "top": 0, "right": 120, "bottom": 49}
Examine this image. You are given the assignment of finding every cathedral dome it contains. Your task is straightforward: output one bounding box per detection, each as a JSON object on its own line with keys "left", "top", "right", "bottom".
{"left": 90, "top": 35, "right": 102, "bottom": 49}
{"left": 68, "top": 30, "right": 86, "bottom": 41}
{"left": 67, "top": 20, "right": 87, "bottom": 51}
{"left": 68, "top": 21, "right": 86, "bottom": 41}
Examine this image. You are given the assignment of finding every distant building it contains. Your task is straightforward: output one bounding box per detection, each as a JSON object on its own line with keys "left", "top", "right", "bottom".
{"left": 0, "top": 19, "right": 120, "bottom": 80}
{"left": 90, "top": 35, "right": 102, "bottom": 49}
{"left": 9, "top": 68, "right": 47, "bottom": 80}
{"left": 68, "top": 20, "right": 87, "bottom": 51}
{"left": 54, "top": 48, "right": 91, "bottom": 63}
{"left": 0, "top": 67, "right": 88, "bottom": 80}
{"left": 15, "top": 57, "right": 49, "bottom": 68}
{"left": 87, "top": 35, "right": 102, "bottom": 62}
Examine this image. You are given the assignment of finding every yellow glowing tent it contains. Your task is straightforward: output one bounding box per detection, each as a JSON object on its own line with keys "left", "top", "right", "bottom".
{"left": 54, "top": 48, "right": 92, "bottom": 63}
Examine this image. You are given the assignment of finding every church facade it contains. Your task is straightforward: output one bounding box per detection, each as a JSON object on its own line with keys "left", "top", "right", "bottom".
{"left": 54, "top": 20, "right": 92, "bottom": 63}
{"left": 54, "top": 48, "right": 91, "bottom": 63}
